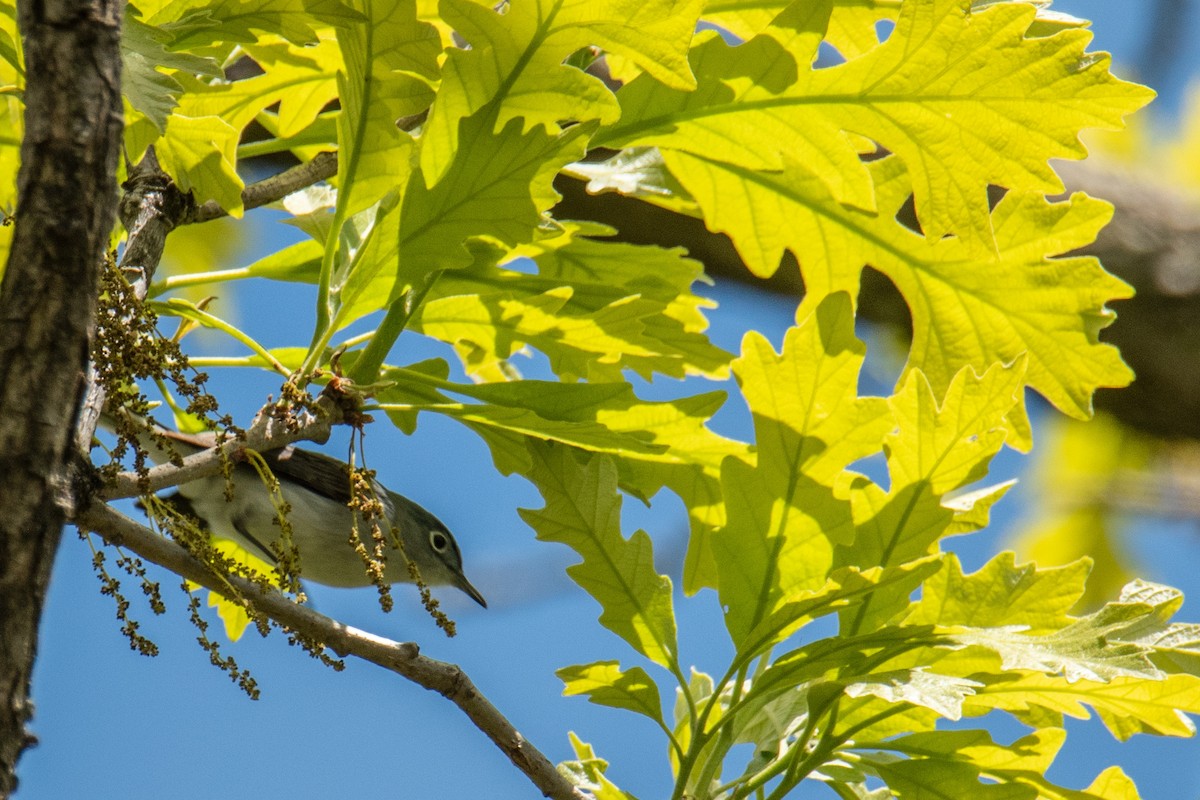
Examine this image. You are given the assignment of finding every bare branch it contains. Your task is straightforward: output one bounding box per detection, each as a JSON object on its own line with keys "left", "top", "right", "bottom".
{"left": 74, "top": 502, "right": 589, "bottom": 800}
{"left": 184, "top": 112, "right": 428, "bottom": 226}
{"left": 184, "top": 151, "right": 338, "bottom": 225}
{"left": 100, "top": 405, "right": 335, "bottom": 500}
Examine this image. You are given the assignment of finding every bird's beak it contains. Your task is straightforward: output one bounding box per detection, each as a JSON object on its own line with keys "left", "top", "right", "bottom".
{"left": 456, "top": 574, "right": 488, "bottom": 608}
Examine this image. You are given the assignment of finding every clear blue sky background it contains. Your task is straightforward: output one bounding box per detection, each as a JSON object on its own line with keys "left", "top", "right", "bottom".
{"left": 18, "top": 3, "right": 1200, "bottom": 798}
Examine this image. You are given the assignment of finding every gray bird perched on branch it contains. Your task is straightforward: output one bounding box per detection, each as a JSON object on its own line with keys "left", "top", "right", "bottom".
{"left": 116, "top": 419, "right": 486, "bottom": 608}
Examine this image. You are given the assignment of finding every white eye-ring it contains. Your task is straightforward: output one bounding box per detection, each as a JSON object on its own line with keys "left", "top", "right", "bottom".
{"left": 430, "top": 530, "right": 449, "bottom": 552}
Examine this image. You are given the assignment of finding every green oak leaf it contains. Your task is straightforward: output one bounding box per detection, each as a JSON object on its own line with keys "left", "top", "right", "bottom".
{"left": 178, "top": 37, "right": 341, "bottom": 157}
{"left": 966, "top": 672, "right": 1200, "bottom": 741}
{"left": 558, "top": 733, "right": 641, "bottom": 800}
{"left": 856, "top": 728, "right": 1131, "bottom": 800}
{"left": 335, "top": 0, "right": 439, "bottom": 219}
{"left": 947, "top": 580, "right": 1200, "bottom": 684}
{"left": 602, "top": 2, "right": 878, "bottom": 212}
{"left": 703, "top": 0, "right": 892, "bottom": 58}
{"left": 704, "top": 0, "right": 1089, "bottom": 58}
{"left": 712, "top": 293, "right": 891, "bottom": 639}
{"left": 377, "top": 373, "right": 669, "bottom": 475}
{"left": 908, "top": 552, "right": 1090, "bottom": 635}
{"left": 412, "top": 255, "right": 730, "bottom": 383}
{"left": 886, "top": 359, "right": 1027, "bottom": 496}
{"left": 836, "top": 362, "right": 1025, "bottom": 632}
{"left": 752, "top": 623, "right": 945, "bottom": 711}
{"left": 662, "top": 150, "right": 1133, "bottom": 421}
{"left": 943, "top": 480, "right": 1018, "bottom": 536}
{"left": 565, "top": 148, "right": 700, "bottom": 216}
{"left": 700, "top": 0, "right": 1152, "bottom": 247}
{"left": 1114, "top": 581, "right": 1200, "bottom": 676}
{"left": 519, "top": 443, "right": 678, "bottom": 668}
{"left": 122, "top": 8, "right": 221, "bottom": 132}
{"left": 844, "top": 668, "right": 983, "bottom": 721}
{"left": 558, "top": 661, "right": 665, "bottom": 726}
{"left": 734, "top": 561, "right": 942, "bottom": 662}
{"left": 333, "top": 116, "right": 592, "bottom": 330}
{"left": 150, "top": 114, "right": 244, "bottom": 215}
{"left": 421, "top": 0, "right": 702, "bottom": 184}
{"left": 521, "top": 221, "right": 727, "bottom": 379}
{"left": 866, "top": 754, "right": 1035, "bottom": 799}
{"left": 149, "top": 0, "right": 361, "bottom": 49}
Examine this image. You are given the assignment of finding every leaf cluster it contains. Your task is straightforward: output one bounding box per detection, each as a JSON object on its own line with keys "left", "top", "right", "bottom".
{"left": 552, "top": 296, "right": 1200, "bottom": 799}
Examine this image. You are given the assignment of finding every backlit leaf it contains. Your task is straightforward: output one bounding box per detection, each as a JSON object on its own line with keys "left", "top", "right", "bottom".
{"left": 558, "top": 661, "right": 665, "bottom": 726}
{"left": 520, "top": 444, "right": 678, "bottom": 668}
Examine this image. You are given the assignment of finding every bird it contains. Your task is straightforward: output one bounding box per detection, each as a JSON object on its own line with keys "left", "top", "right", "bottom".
{"left": 118, "top": 419, "right": 486, "bottom": 607}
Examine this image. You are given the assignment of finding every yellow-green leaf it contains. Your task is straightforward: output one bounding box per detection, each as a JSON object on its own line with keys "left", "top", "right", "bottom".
{"left": 713, "top": 293, "right": 889, "bottom": 640}
{"left": 519, "top": 444, "right": 678, "bottom": 668}
{"left": 334, "top": 116, "right": 591, "bottom": 329}
{"left": 335, "top": 0, "right": 438, "bottom": 219}
{"left": 909, "top": 552, "right": 1089, "bottom": 635}
{"left": 602, "top": 2, "right": 877, "bottom": 212}
{"left": 664, "top": 151, "right": 1132, "bottom": 420}
{"left": 421, "top": 0, "right": 702, "bottom": 184}
{"left": 558, "top": 661, "right": 665, "bottom": 726}
{"left": 613, "top": 0, "right": 1153, "bottom": 247}
{"left": 154, "top": 114, "right": 245, "bottom": 215}
{"left": 967, "top": 672, "right": 1200, "bottom": 740}
{"left": 558, "top": 733, "right": 640, "bottom": 800}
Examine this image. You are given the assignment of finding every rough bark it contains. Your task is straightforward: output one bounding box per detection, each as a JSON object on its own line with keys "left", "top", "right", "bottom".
{"left": 0, "top": 0, "right": 122, "bottom": 795}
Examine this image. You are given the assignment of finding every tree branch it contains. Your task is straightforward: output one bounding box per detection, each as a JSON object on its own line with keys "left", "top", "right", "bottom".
{"left": 184, "top": 150, "right": 337, "bottom": 225}
{"left": 77, "top": 148, "right": 342, "bottom": 489}
{"left": 0, "top": 0, "right": 124, "bottom": 793}
{"left": 99, "top": 405, "right": 334, "bottom": 500}
{"left": 76, "top": 148, "right": 194, "bottom": 448}
{"left": 74, "top": 502, "right": 588, "bottom": 800}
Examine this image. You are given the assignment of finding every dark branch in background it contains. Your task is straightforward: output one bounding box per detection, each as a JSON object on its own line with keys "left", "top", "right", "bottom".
{"left": 1053, "top": 160, "right": 1200, "bottom": 440}
{"left": 185, "top": 110, "right": 428, "bottom": 225}
{"left": 1136, "top": 0, "right": 1190, "bottom": 94}
{"left": 552, "top": 158, "right": 1200, "bottom": 442}
{"left": 0, "top": 0, "right": 124, "bottom": 793}
{"left": 75, "top": 503, "right": 588, "bottom": 800}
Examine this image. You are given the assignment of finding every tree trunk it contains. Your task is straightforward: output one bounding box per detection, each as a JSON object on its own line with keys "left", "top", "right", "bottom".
{"left": 0, "top": 1, "right": 122, "bottom": 794}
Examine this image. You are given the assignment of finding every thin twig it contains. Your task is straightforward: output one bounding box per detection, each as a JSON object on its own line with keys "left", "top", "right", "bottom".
{"left": 100, "top": 406, "right": 335, "bottom": 500}
{"left": 186, "top": 110, "right": 432, "bottom": 226}
{"left": 184, "top": 150, "right": 338, "bottom": 225}
{"left": 74, "top": 502, "right": 588, "bottom": 800}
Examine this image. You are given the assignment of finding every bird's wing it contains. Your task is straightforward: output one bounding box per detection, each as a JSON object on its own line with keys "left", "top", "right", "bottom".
{"left": 258, "top": 445, "right": 355, "bottom": 506}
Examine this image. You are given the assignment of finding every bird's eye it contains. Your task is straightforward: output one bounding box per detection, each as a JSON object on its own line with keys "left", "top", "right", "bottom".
{"left": 430, "top": 531, "right": 448, "bottom": 552}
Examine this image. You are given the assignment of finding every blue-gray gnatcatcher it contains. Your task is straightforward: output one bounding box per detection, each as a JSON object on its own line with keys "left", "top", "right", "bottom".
{"left": 124, "top": 421, "right": 486, "bottom": 607}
